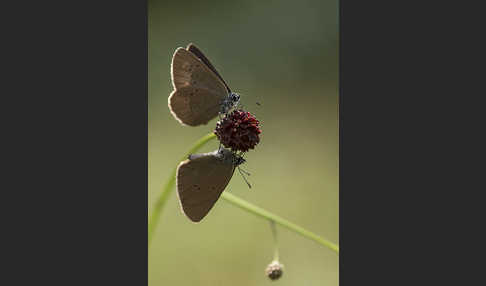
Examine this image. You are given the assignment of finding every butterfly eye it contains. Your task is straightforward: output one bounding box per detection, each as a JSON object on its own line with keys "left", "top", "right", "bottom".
{"left": 236, "top": 157, "right": 246, "bottom": 165}
{"left": 231, "top": 93, "right": 240, "bottom": 102}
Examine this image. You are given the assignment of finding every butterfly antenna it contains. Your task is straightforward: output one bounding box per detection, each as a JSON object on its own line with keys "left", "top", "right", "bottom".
{"left": 237, "top": 166, "right": 252, "bottom": 189}
{"left": 238, "top": 166, "right": 251, "bottom": 176}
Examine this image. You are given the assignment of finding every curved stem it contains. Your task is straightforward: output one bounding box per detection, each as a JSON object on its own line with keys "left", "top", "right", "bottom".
{"left": 149, "top": 133, "right": 339, "bottom": 256}
{"left": 148, "top": 133, "right": 217, "bottom": 245}
{"left": 221, "top": 192, "right": 339, "bottom": 254}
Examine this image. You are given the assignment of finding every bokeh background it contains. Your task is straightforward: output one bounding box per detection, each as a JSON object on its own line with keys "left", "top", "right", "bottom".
{"left": 149, "top": 0, "right": 338, "bottom": 285}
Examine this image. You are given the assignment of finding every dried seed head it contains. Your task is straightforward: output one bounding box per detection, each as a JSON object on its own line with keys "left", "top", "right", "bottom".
{"left": 265, "top": 260, "right": 283, "bottom": 281}
{"left": 214, "top": 109, "right": 261, "bottom": 153}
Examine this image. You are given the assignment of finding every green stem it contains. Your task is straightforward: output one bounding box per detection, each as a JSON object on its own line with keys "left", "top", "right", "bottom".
{"left": 148, "top": 133, "right": 217, "bottom": 245}
{"left": 221, "top": 192, "right": 339, "bottom": 254}
{"left": 270, "top": 221, "right": 279, "bottom": 261}
{"left": 149, "top": 133, "right": 339, "bottom": 255}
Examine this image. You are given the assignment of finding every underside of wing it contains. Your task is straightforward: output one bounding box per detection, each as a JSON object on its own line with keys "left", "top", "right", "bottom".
{"left": 169, "top": 48, "right": 228, "bottom": 126}
{"left": 186, "top": 43, "right": 231, "bottom": 93}
{"left": 176, "top": 151, "right": 236, "bottom": 222}
{"left": 168, "top": 86, "right": 221, "bottom": 126}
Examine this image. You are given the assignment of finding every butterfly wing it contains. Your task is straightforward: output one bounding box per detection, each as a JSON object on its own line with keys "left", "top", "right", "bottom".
{"left": 169, "top": 47, "right": 228, "bottom": 126}
{"left": 186, "top": 43, "right": 231, "bottom": 93}
{"left": 176, "top": 150, "right": 236, "bottom": 222}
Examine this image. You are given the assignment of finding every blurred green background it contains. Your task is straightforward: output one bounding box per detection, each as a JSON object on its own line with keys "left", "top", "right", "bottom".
{"left": 149, "top": 0, "right": 338, "bottom": 285}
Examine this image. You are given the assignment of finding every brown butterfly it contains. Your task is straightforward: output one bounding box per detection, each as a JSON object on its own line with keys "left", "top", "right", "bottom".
{"left": 168, "top": 43, "right": 240, "bottom": 126}
{"left": 176, "top": 148, "right": 246, "bottom": 222}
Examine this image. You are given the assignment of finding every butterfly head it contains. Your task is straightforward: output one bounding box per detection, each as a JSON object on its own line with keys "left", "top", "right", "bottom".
{"left": 229, "top": 92, "right": 240, "bottom": 104}
{"left": 220, "top": 92, "right": 240, "bottom": 114}
{"left": 216, "top": 148, "right": 244, "bottom": 165}
{"left": 234, "top": 155, "right": 246, "bottom": 166}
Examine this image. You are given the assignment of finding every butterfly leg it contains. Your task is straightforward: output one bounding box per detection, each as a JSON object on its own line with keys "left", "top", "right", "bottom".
{"left": 237, "top": 166, "right": 252, "bottom": 189}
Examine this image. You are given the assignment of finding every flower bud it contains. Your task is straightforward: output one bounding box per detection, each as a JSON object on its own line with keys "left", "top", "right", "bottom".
{"left": 265, "top": 260, "right": 283, "bottom": 281}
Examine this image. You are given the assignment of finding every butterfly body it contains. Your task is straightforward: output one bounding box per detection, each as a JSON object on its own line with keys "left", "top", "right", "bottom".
{"left": 220, "top": 92, "right": 240, "bottom": 115}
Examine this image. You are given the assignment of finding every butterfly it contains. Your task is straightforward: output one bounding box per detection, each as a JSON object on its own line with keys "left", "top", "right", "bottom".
{"left": 169, "top": 43, "right": 240, "bottom": 126}
{"left": 176, "top": 148, "right": 246, "bottom": 222}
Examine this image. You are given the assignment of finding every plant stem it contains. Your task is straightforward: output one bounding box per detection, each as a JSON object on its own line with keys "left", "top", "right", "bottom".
{"left": 270, "top": 221, "right": 279, "bottom": 261}
{"left": 221, "top": 192, "right": 339, "bottom": 254}
{"left": 148, "top": 133, "right": 217, "bottom": 245}
{"left": 148, "top": 132, "right": 339, "bottom": 256}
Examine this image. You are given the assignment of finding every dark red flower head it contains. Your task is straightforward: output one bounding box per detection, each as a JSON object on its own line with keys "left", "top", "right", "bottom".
{"left": 214, "top": 109, "right": 261, "bottom": 153}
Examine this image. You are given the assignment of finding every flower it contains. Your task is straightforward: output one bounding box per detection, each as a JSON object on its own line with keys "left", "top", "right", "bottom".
{"left": 265, "top": 260, "right": 284, "bottom": 281}
{"left": 214, "top": 109, "right": 261, "bottom": 153}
